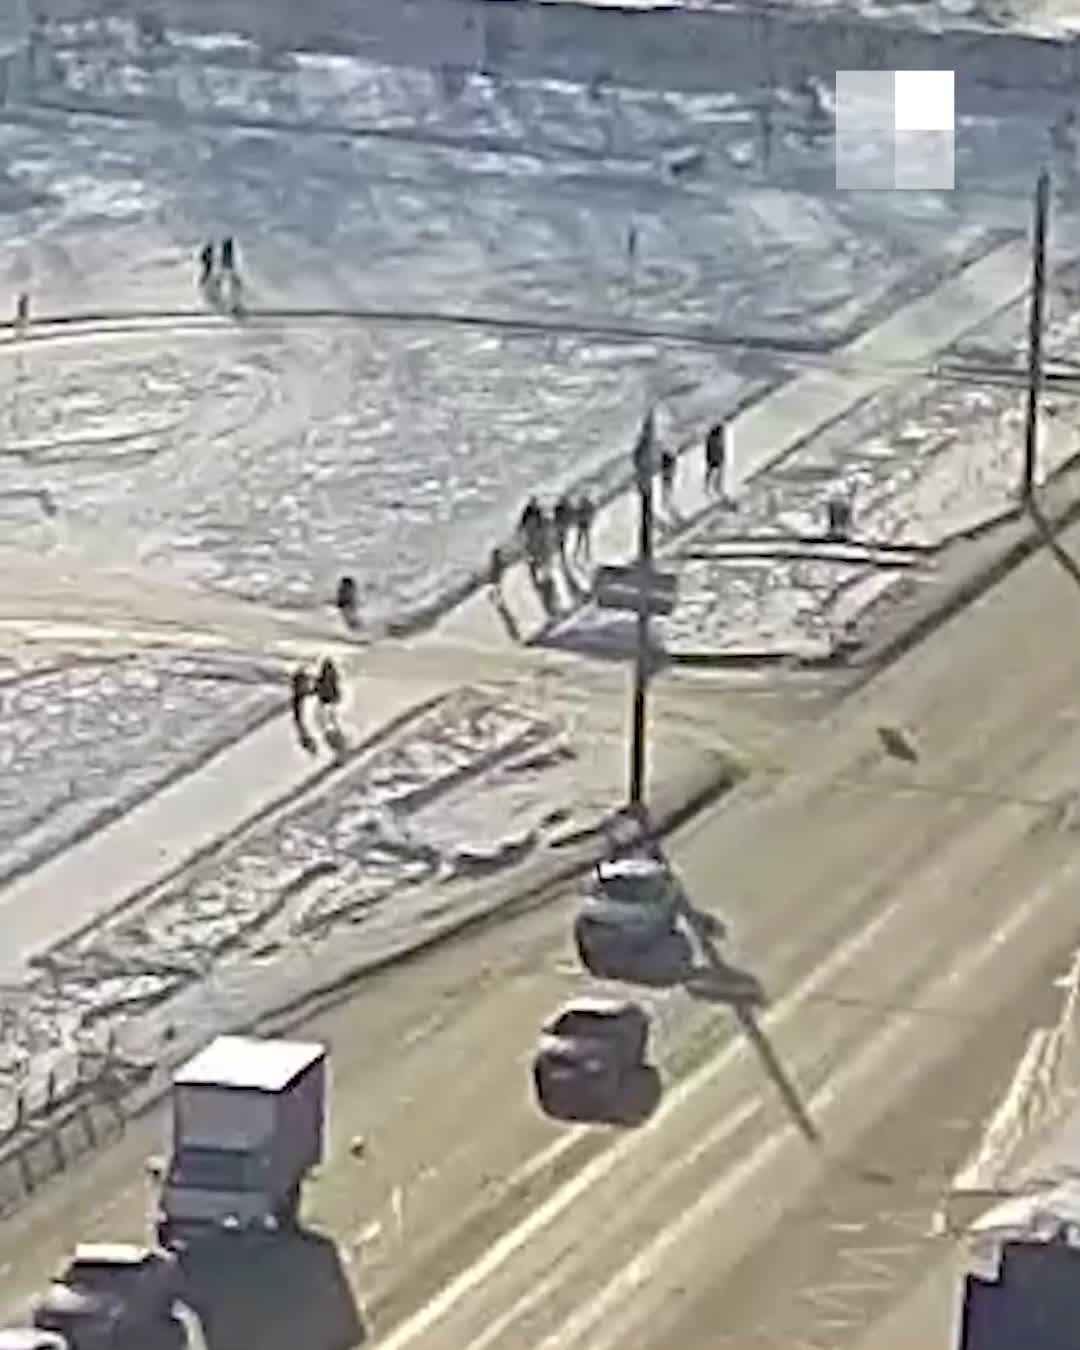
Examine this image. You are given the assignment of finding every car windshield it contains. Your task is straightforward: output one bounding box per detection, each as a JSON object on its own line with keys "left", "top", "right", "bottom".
{"left": 597, "top": 872, "right": 667, "bottom": 906}
{"left": 553, "top": 1011, "right": 615, "bottom": 1039}
{"left": 168, "top": 1146, "right": 254, "bottom": 1191}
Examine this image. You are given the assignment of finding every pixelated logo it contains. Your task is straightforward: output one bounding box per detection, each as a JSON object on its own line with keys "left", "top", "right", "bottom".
{"left": 836, "top": 70, "right": 954, "bottom": 190}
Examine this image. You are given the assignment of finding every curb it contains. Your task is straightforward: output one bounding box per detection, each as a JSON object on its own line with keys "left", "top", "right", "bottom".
{"left": 844, "top": 482, "right": 1080, "bottom": 694}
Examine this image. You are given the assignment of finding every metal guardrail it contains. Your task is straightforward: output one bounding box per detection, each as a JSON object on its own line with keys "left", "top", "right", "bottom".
{"left": 0, "top": 1048, "right": 152, "bottom": 1219}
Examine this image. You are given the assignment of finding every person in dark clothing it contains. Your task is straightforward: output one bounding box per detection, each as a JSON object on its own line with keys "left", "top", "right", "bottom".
{"left": 221, "top": 237, "right": 236, "bottom": 272}
{"left": 197, "top": 244, "right": 213, "bottom": 288}
{"left": 335, "top": 575, "right": 358, "bottom": 629}
{"left": 519, "top": 496, "right": 546, "bottom": 579}
{"left": 313, "top": 656, "right": 345, "bottom": 756}
{"left": 705, "top": 422, "right": 728, "bottom": 496}
{"left": 488, "top": 545, "right": 506, "bottom": 605}
{"left": 519, "top": 495, "right": 542, "bottom": 541}
{"left": 290, "top": 666, "right": 317, "bottom": 755}
{"left": 660, "top": 446, "right": 676, "bottom": 510}
{"left": 553, "top": 494, "right": 574, "bottom": 562}
{"left": 573, "top": 493, "right": 596, "bottom": 563}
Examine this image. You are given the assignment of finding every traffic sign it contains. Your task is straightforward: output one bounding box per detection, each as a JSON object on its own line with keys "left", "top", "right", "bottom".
{"left": 594, "top": 563, "right": 678, "bottom": 616}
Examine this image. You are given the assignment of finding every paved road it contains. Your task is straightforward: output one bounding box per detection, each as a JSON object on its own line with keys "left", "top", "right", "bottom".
{"left": 6, "top": 512, "right": 1080, "bottom": 1349}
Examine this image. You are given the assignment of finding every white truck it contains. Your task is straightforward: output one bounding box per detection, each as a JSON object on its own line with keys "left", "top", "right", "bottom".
{"left": 154, "top": 1035, "right": 326, "bottom": 1252}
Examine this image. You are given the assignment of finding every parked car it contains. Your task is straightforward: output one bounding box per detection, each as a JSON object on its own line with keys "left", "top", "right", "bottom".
{"left": 0, "top": 1330, "right": 70, "bottom": 1350}
{"left": 574, "top": 856, "right": 691, "bottom": 982}
{"left": 32, "top": 1244, "right": 179, "bottom": 1350}
{"left": 533, "top": 997, "right": 657, "bottom": 1123}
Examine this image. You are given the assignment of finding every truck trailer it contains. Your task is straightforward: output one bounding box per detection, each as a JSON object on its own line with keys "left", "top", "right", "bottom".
{"left": 155, "top": 1035, "right": 326, "bottom": 1252}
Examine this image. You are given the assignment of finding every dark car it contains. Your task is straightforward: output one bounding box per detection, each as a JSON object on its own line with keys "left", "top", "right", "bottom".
{"left": 575, "top": 856, "right": 692, "bottom": 982}
{"left": 533, "top": 997, "right": 656, "bottom": 1123}
{"left": 32, "top": 1244, "right": 179, "bottom": 1350}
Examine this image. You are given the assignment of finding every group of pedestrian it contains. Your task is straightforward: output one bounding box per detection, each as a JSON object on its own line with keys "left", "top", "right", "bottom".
{"left": 290, "top": 656, "right": 345, "bottom": 759}
{"left": 522, "top": 492, "right": 594, "bottom": 571}
{"left": 197, "top": 236, "right": 242, "bottom": 314}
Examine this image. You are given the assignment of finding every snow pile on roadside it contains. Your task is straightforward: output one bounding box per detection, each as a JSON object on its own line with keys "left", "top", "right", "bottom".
{"left": 939, "top": 948, "right": 1080, "bottom": 1240}
{"left": 0, "top": 682, "right": 616, "bottom": 1134}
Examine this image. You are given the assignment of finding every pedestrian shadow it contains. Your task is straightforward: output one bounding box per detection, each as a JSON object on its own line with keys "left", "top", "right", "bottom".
{"left": 489, "top": 591, "right": 522, "bottom": 643}
{"left": 182, "top": 1229, "right": 366, "bottom": 1350}
{"left": 526, "top": 561, "right": 562, "bottom": 619}
{"left": 558, "top": 552, "right": 591, "bottom": 605}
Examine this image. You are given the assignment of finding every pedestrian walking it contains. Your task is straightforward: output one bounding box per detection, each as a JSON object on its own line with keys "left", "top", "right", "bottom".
{"left": 705, "top": 421, "right": 728, "bottom": 497}
{"left": 14, "top": 291, "right": 29, "bottom": 338}
{"left": 660, "top": 446, "right": 676, "bottom": 510}
{"left": 553, "top": 494, "right": 574, "bottom": 562}
{"left": 519, "top": 496, "right": 545, "bottom": 579}
{"left": 487, "top": 546, "right": 506, "bottom": 605}
{"left": 290, "top": 666, "right": 317, "bottom": 755}
{"left": 573, "top": 493, "right": 596, "bottom": 564}
{"left": 221, "top": 236, "right": 236, "bottom": 273}
{"left": 335, "top": 574, "right": 357, "bottom": 629}
{"left": 313, "top": 656, "right": 345, "bottom": 756}
{"left": 197, "top": 243, "right": 213, "bottom": 288}
{"left": 627, "top": 223, "right": 638, "bottom": 263}
{"left": 825, "top": 494, "right": 852, "bottom": 542}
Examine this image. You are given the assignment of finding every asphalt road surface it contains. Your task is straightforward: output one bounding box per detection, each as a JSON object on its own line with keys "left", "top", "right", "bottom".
{"left": 7, "top": 515, "right": 1080, "bottom": 1350}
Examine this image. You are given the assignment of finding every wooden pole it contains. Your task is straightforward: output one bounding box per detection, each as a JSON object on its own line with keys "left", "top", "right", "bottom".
{"left": 1022, "top": 170, "right": 1050, "bottom": 500}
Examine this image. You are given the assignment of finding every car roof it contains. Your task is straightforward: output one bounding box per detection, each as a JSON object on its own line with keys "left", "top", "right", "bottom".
{"left": 174, "top": 1035, "right": 325, "bottom": 1091}
{"left": 545, "top": 997, "right": 641, "bottom": 1025}
{"left": 70, "top": 1244, "right": 152, "bottom": 1266}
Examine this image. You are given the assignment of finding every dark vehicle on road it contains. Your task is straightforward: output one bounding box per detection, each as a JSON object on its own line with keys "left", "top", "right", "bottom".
{"left": 532, "top": 997, "right": 658, "bottom": 1123}
{"left": 32, "top": 1244, "right": 179, "bottom": 1350}
{"left": 574, "top": 856, "right": 693, "bottom": 983}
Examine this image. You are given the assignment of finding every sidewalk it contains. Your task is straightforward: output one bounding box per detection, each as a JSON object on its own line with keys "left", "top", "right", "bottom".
{"left": 433, "top": 236, "right": 1035, "bottom": 650}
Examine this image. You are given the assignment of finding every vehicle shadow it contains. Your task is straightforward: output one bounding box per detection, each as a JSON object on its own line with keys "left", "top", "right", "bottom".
{"left": 181, "top": 1230, "right": 365, "bottom": 1350}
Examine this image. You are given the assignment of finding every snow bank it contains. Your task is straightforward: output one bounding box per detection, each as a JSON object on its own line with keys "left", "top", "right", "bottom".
{"left": 940, "top": 947, "right": 1080, "bottom": 1243}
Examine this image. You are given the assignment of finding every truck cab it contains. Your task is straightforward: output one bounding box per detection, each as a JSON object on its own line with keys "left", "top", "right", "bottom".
{"left": 155, "top": 1036, "right": 326, "bottom": 1252}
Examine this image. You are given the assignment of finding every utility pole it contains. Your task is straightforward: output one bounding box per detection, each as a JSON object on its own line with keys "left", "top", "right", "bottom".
{"left": 1022, "top": 169, "right": 1051, "bottom": 500}
{"left": 629, "top": 407, "right": 656, "bottom": 811}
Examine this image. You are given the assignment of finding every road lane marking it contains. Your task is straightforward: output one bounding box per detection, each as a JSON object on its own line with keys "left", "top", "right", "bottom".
{"left": 543, "top": 857, "right": 1077, "bottom": 1350}
{"left": 375, "top": 897, "right": 902, "bottom": 1350}
{"left": 458, "top": 1097, "right": 763, "bottom": 1350}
